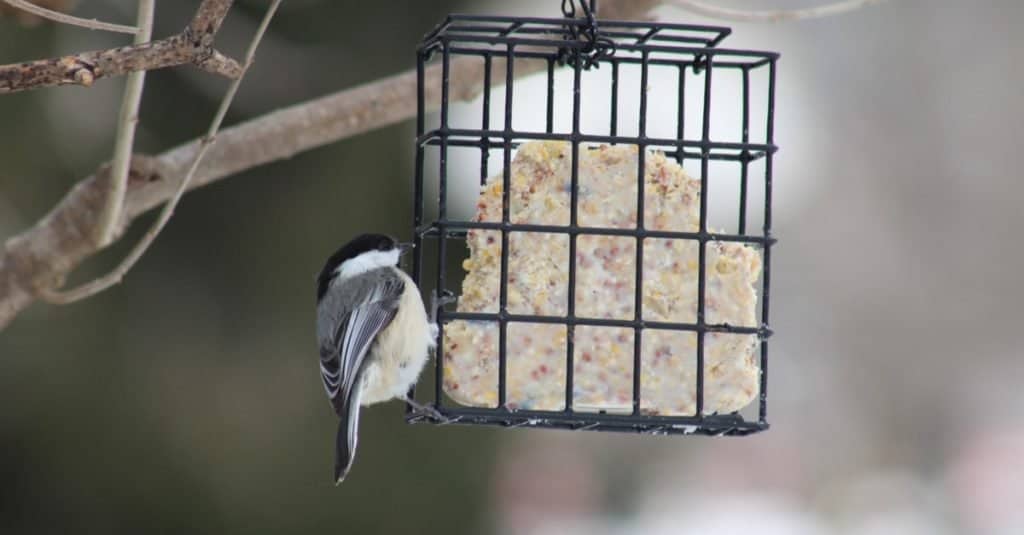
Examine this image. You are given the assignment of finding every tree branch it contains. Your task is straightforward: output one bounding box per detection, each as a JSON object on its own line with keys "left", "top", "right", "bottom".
{"left": 669, "top": 0, "right": 889, "bottom": 23}
{"left": 0, "top": 0, "right": 241, "bottom": 94}
{"left": 1, "top": 0, "right": 138, "bottom": 34}
{"left": 0, "top": 0, "right": 658, "bottom": 330}
{"left": 93, "top": 0, "right": 154, "bottom": 249}
{"left": 188, "top": 0, "right": 233, "bottom": 37}
{"left": 39, "top": 0, "right": 282, "bottom": 305}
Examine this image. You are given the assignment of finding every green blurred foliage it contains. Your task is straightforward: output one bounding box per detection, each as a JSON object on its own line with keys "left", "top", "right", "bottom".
{"left": 0, "top": 2, "right": 501, "bottom": 533}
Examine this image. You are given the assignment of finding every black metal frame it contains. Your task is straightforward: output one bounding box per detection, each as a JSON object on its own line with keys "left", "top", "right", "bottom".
{"left": 408, "top": 3, "right": 778, "bottom": 436}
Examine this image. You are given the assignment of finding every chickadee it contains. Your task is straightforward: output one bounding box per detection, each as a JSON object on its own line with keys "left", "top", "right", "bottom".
{"left": 315, "top": 233, "right": 444, "bottom": 484}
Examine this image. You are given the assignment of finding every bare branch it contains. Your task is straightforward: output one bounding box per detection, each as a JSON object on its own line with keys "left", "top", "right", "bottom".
{"left": 0, "top": 59, "right": 519, "bottom": 326}
{"left": 0, "top": 0, "right": 657, "bottom": 330}
{"left": 1, "top": 0, "right": 138, "bottom": 34}
{"left": 94, "top": 0, "right": 154, "bottom": 248}
{"left": 0, "top": 0, "right": 242, "bottom": 94}
{"left": 40, "top": 0, "right": 281, "bottom": 305}
{"left": 125, "top": 55, "right": 551, "bottom": 218}
{"left": 0, "top": 38, "right": 243, "bottom": 94}
{"left": 195, "top": 49, "right": 244, "bottom": 79}
{"left": 188, "top": 0, "right": 233, "bottom": 37}
{"left": 668, "top": 0, "right": 889, "bottom": 22}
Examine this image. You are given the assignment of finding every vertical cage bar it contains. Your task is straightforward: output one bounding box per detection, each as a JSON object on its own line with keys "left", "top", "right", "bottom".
{"left": 408, "top": 50, "right": 427, "bottom": 412}
{"left": 434, "top": 42, "right": 451, "bottom": 408}
{"left": 759, "top": 59, "right": 776, "bottom": 424}
{"left": 565, "top": 54, "right": 583, "bottom": 413}
{"left": 546, "top": 57, "right": 555, "bottom": 133}
{"left": 738, "top": 66, "right": 750, "bottom": 234}
{"left": 632, "top": 51, "right": 650, "bottom": 416}
{"left": 413, "top": 52, "right": 426, "bottom": 308}
{"left": 609, "top": 61, "right": 619, "bottom": 139}
{"left": 696, "top": 55, "right": 713, "bottom": 418}
{"left": 675, "top": 64, "right": 686, "bottom": 164}
{"left": 481, "top": 53, "right": 492, "bottom": 184}
{"left": 498, "top": 45, "right": 516, "bottom": 409}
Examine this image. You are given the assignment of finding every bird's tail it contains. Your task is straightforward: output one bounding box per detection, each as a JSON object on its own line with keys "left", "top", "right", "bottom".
{"left": 334, "top": 383, "right": 364, "bottom": 485}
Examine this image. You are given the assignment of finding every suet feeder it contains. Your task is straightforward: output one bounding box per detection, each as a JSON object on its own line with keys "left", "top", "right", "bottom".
{"left": 409, "top": 0, "right": 778, "bottom": 436}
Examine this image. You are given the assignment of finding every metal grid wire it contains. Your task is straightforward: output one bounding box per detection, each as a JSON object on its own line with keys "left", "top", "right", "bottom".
{"left": 408, "top": 2, "right": 778, "bottom": 436}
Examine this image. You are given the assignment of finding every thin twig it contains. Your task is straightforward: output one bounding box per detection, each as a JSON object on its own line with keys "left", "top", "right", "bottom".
{"left": 39, "top": 0, "right": 283, "bottom": 305}
{"left": 669, "top": 0, "right": 889, "bottom": 22}
{"left": 1, "top": 0, "right": 138, "bottom": 34}
{"left": 94, "top": 0, "right": 154, "bottom": 248}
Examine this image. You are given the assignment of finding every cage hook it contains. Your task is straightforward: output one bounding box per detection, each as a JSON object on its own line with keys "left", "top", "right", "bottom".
{"left": 559, "top": 0, "right": 615, "bottom": 70}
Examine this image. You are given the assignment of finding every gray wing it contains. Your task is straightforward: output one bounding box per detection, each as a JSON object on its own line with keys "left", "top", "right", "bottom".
{"left": 316, "top": 267, "right": 405, "bottom": 483}
{"left": 317, "top": 268, "right": 405, "bottom": 414}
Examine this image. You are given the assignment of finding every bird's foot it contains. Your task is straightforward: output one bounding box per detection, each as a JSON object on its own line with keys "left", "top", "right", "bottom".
{"left": 402, "top": 395, "right": 450, "bottom": 423}
{"left": 429, "top": 289, "right": 456, "bottom": 324}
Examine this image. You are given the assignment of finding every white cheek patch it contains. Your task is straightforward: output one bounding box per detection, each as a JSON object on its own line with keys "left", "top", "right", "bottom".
{"left": 335, "top": 249, "right": 400, "bottom": 280}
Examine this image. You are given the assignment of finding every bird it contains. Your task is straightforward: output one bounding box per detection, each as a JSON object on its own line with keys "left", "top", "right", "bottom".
{"left": 315, "top": 233, "right": 446, "bottom": 484}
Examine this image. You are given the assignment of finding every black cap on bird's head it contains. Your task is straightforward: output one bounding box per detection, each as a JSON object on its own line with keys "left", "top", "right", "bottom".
{"left": 316, "top": 233, "right": 412, "bottom": 302}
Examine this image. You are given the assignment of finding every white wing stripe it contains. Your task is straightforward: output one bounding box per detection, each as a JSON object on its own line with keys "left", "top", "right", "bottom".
{"left": 320, "top": 273, "right": 404, "bottom": 414}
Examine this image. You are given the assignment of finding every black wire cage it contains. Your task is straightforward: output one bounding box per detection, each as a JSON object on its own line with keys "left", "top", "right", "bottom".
{"left": 408, "top": 1, "right": 778, "bottom": 436}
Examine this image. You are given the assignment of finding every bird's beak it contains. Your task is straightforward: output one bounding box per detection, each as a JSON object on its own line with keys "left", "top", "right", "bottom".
{"left": 398, "top": 242, "right": 415, "bottom": 256}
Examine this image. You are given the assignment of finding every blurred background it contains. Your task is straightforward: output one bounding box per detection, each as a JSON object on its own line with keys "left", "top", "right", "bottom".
{"left": 2, "top": 1, "right": 1023, "bottom": 533}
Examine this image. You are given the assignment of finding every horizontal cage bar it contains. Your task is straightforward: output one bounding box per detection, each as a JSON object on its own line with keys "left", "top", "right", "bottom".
{"left": 442, "top": 46, "right": 773, "bottom": 70}
{"left": 442, "top": 13, "right": 733, "bottom": 33}
{"left": 426, "top": 14, "right": 732, "bottom": 44}
{"left": 425, "top": 34, "right": 777, "bottom": 61}
{"left": 440, "top": 311, "right": 771, "bottom": 338}
{"left": 420, "top": 137, "right": 768, "bottom": 164}
{"left": 436, "top": 24, "right": 722, "bottom": 47}
{"left": 418, "top": 129, "right": 778, "bottom": 155}
{"left": 406, "top": 406, "right": 768, "bottom": 436}
{"left": 418, "top": 221, "right": 775, "bottom": 246}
